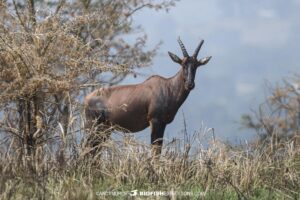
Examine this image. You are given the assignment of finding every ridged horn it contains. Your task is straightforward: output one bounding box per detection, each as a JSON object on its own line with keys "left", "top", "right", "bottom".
{"left": 177, "top": 37, "right": 189, "bottom": 57}
{"left": 193, "top": 40, "right": 204, "bottom": 58}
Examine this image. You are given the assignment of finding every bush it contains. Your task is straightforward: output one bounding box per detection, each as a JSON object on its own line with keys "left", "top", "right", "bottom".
{"left": 242, "top": 76, "right": 300, "bottom": 146}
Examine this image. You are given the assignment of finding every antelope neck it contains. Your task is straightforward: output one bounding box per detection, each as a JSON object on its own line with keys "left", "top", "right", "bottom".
{"left": 168, "top": 68, "right": 190, "bottom": 104}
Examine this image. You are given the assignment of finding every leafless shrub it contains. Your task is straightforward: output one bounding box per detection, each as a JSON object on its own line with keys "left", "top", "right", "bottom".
{"left": 241, "top": 75, "right": 300, "bottom": 153}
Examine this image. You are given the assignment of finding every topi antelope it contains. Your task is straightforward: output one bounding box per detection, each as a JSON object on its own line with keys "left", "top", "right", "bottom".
{"left": 84, "top": 37, "right": 211, "bottom": 156}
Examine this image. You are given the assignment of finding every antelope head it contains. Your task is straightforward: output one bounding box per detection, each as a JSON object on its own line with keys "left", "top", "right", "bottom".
{"left": 168, "top": 37, "right": 212, "bottom": 90}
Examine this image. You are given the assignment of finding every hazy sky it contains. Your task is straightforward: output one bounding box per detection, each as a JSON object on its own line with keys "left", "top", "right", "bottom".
{"left": 121, "top": 0, "right": 300, "bottom": 143}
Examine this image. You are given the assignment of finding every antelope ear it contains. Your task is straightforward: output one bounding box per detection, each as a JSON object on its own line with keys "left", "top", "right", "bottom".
{"left": 198, "top": 56, "right": 212, "bottom": 67}
{"left": 168, "top": 52, "right": 182, "bottom": 64}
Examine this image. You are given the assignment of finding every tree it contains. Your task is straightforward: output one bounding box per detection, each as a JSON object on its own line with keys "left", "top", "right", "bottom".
{"left": 0, "top": 0, "right": 176, "bottom": 157}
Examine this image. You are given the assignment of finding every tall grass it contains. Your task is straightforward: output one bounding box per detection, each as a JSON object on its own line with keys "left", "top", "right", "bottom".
{"left": 0, "top": 125, "right": 299, "bottom": 200}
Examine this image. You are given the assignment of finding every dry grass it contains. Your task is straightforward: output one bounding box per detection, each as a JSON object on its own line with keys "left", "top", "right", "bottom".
{"left": 0, "top": 126, "right": 299, "bottom": 200}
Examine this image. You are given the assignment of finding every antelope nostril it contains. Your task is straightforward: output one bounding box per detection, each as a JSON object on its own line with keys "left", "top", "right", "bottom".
{"left": 186, "top": 83, "right": 195, "bottom": 90}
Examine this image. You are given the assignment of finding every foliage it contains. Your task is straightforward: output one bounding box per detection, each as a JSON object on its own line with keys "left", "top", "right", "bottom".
{"left": 0, "top": 0, "right": 175, "bottom": 155}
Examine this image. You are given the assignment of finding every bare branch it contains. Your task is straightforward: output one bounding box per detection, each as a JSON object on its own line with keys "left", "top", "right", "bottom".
{"left": 27, "top": 0, "right": 36, "bottom": 27}
{"left": 12, "top": 0, "right": 27, "bottom": 31}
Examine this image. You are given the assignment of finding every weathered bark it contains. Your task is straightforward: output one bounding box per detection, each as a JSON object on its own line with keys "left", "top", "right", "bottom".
{"left": 17, "top": 96, "right": 40, "bottom": 156}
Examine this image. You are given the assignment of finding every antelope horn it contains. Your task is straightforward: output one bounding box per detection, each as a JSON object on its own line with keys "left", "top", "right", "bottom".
{"left": 193, "top": 40, "right": 204, "bottom": 58}
{"left": 177, "top": 37, "right": 189, "bottom": 57}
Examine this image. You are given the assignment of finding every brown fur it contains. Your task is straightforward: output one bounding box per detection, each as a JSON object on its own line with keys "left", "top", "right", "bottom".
{"left": 84, "top": 38, "right": 211, "bottom": 156}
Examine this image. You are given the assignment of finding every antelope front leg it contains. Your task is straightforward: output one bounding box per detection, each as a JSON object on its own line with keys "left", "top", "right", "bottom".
{"left": 150, "top": 119, "right": 166, "bottom": 157}
{"left": 86, "top": 124, "right": 111, "bottom": 154}
{"left": 85, "top": 109, "right": 110, "bottom": 155}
